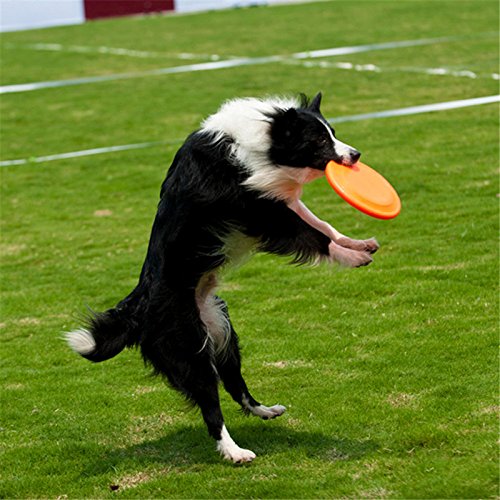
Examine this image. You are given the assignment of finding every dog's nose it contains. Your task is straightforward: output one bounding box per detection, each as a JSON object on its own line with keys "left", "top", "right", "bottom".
{"left": 350, "top": 150, "right": 361, "bottom": 163}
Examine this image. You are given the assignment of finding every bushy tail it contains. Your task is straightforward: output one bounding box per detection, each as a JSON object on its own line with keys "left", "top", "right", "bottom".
{"left": 65, "top": 307, "right": 138, "bottom": 362}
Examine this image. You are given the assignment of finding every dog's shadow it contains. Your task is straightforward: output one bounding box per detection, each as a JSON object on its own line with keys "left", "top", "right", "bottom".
{"left": 95, "top": 423, "right": 379, "bottom": 471}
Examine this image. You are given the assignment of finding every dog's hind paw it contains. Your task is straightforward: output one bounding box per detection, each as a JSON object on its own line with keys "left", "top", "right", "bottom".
{"left": 217, "top": 425, "right": 256, "bottom": 464}
{"left": 251, "top": 404, "right": 287, "bottom": 420}
{"left": 220, "top": 446, "right": 257, "bottom": 464}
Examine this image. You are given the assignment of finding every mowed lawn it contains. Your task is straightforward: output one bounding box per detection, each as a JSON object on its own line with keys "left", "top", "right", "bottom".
{"left": 0, "top": 1, "right": 498, "bottom": 498}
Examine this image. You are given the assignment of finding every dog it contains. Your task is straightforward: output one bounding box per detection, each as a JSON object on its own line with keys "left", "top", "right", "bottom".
{"left": 66, "top": 92, "right": 379, "bottom": 463}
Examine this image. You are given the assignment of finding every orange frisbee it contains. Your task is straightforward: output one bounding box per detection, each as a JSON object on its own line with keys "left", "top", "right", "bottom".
{"left": 325, "top": 160, "right": 401, "bottom": 219}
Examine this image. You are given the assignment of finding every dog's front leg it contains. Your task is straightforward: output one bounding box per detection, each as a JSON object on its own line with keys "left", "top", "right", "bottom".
{"left": 249, "top": 199, "right": 372, "bottom": 267}
{"left": 288, "top": 199, "right": 379, "bottom": 255}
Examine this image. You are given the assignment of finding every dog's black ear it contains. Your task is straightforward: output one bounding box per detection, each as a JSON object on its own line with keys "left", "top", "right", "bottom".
{"left": 272, "top": 106, "right": 298, "bottom": 125}
{"left": 271, "top": 107, "right": 299, "bottom": 141}
{"left": 283, "top": 107, "right": 298, "bottom": 120}
{"left": 308, "top": 92, "right": 322, "bottom": 112}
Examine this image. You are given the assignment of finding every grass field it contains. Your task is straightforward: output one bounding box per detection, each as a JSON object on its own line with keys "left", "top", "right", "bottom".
{"left": 1, "top": 1, "right": 499, "bottom": 498}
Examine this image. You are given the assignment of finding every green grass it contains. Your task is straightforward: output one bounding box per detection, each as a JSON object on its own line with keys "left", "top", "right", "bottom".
{"left": 1, "top": 1, "right": 498, "bottom": 498}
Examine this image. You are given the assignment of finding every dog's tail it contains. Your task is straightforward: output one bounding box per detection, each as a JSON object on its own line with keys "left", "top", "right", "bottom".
{"left": 65, "top": 306, "right": 138, "bottom": 362}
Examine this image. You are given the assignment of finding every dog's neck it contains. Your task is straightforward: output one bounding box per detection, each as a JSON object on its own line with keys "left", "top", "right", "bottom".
{"left": 243, "top": 164, "right": 324, "bottom": 202}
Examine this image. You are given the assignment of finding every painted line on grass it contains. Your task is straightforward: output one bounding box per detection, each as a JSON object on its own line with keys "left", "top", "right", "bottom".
{"left": 0, "top": 57, "right": 282, "bottom": 94}
{"left": 287, "top": 58, "right": 500, "bottom": 81}
{"left": 1, "top": 33, "right": 492, "bottom": 95}
{"left": 1, "top": 95, "right": 498, "bottom": 168}
{"left": 328, "top": 95, "right": 500, "bottom": 124}
{"left": 5, "top": 42, "right": 229, "bottom": 61}
{"left": 0, "top": 141, "right": 167, "bottom": 167}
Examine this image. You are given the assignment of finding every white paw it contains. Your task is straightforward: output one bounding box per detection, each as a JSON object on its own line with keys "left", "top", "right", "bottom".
{"left": 217, "top": 425, "right": 256, "bottom": 464}
{"left": 219, "top": 446, "right": 256, "bottom": 464}
{"left": 252, "top": 404, "right": 287, "bottom": 420}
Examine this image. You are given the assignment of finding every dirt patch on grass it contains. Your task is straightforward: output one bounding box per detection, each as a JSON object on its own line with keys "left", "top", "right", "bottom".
{"left": 0, "top": 243, "right": 27, "bottom": 256}
{"left": 357, "top": 486, "right": 391, "bottom": 498}
{"left": 111, "top": 467, "right": 171, "bottom": 491}
{"left": 126, "top": 412, "right": 181, "bottom": 445}
{"left": 477, "top": 404, "right": 499, "bottom": 416}
{"left": 94, "top": 209, "right": 113, "bottom": 217}
{"left": 119, "top": 471, "right": 152, "bottom": 489}
{"left": 132, "top": 385, "right": 161, "bottom": 396}
{"left": 17, "top": 317, "right": 42, "bottom": 326}
{"left": 387, "top": 392, "right": 418, "bottom": 409}
{"left": 4, "top": 383, "right": 25, "bottom": 390}
{"left": 263, "top": 360, "right": 313, "bottom": 369}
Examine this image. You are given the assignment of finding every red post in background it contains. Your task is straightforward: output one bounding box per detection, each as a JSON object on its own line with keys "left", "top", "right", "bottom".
{"left": 83, "top": 0, "right": 174, "bottom": 20}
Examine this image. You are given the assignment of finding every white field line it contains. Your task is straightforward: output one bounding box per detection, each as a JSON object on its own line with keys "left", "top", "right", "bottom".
{"left": 0, "top": 34, "right": 491, "bottom": 95}
{"left": 1, "top": 95, "right": 498, "bottom": 168}
{"left": 4, "top": 42, "right": 229, "bottom": 61}
{"left": 0, "top": 141, "right": 167, "bottom": 167}
{"left": 328, "top": 95, "right": 500, "bottom": 124}
{"left": 287, "top": 58, "right": 500, "bottom": 81}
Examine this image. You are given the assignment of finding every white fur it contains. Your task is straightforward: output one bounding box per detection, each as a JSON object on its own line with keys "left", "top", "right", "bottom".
{"left": 332, "top": 136, "right": 357, "bottom": 160}
{"left": 250, "top": 404, "right": 287, "bottom": 419}
{"left": 65, "top": 328, "right": 95, "bottom": 355}
{"left": 200, "top": 295, "right": 231, "bottom": 354}
{"left": 195, "top": 273, "right": 231, "bottom": 355}
{"left": 201, "top": 96, "right": 308, "bottom": 201}
{"left": 242, "top": 395, "right": 286, "bottom": 419}
{"left": 243, "top": 164, "right": 324, "bottom": 202}
{"left": 216, "top": 425, "right": 256, "bottom": 463}
{"left": 202, "top": 96, "right": 299, "bottom": 151}
{"left": 195, "top": 233, "right": 258, "bottom": 356}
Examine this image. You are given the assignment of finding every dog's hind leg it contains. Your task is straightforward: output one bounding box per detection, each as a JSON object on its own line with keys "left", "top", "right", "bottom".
{"left": 141, "top": 312, "right": 256, "bottom": 464}
{"left": 194, "top": 380, "right": 256, "bottom": 464}
{"left": 147, "top": 347, "right": 256, "bottom": 463}
{"left": 216, "top": 302, "right": 286, "bottom": 420}
{"left": 219, "top": 336, "right": 286, "bottom": 420}
{"left": 176, "top": 369, "right": 256, "bottom": 463}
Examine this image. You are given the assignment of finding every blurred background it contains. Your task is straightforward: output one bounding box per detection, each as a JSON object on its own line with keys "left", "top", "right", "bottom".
{"left": 1, "top": 0, "right": 290, "bottom": 31}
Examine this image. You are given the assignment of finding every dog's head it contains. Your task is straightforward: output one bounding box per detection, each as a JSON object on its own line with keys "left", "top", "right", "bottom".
{"left": 268, "top": 92, "right": 360, "bottom": 170}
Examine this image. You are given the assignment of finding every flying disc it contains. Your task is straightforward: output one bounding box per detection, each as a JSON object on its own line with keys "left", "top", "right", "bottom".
{"left": 325, "top": 160, "right": 401, "bottom": 219}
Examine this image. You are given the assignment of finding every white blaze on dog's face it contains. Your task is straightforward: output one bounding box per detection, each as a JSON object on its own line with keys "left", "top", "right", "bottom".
{"left": 316, "top": 117, "right": 361, "bottom": 167}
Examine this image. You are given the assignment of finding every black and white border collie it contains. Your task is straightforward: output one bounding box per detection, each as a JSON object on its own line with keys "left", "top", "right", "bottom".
{"left": 66, "top": 92, "right": 379, "bottom": 463}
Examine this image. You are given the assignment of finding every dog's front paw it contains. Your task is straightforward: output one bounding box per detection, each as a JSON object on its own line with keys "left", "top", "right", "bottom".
{"left": 336, "top": 237, "right": 379, "bottom": 254}
{"left": 329, "top": 241, "right": 373, "bottom": 268}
